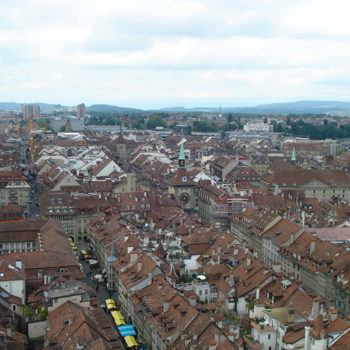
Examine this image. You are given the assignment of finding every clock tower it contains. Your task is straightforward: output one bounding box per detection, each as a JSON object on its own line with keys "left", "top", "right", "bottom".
{"left": 167, "top": 135, "right": 197, "bottom": 212}
{"left": 178, "top": 136, "right": 186, "bottom": 168}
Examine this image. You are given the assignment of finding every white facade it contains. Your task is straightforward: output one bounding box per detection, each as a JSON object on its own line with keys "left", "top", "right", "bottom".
{"left": 244, "top": 122, "right": 273, "bottom": 133}
{"left": 0, "top": 278, "right": 25, "bottom": 304}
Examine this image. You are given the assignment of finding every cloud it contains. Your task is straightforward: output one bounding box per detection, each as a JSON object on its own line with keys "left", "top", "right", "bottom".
{"left": 0, "top": 0, "right": 350, "bottom": 107}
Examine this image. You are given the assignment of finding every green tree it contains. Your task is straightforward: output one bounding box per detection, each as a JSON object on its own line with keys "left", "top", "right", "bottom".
{"left": 192, "top": 120, "right": 217, "bottom": 132}
{"left": 146, "top": 114, "right": 166, "bottom": 129}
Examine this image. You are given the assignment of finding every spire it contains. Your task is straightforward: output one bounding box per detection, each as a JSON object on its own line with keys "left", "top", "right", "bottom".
{"left": 291, "top": 147, "right": 296, "bottom": 163}
{"left": 178, "top": 136, "right": 185, "bottom": 168}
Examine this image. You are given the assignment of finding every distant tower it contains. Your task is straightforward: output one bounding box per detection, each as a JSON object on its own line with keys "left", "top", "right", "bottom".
{"left": 22, "top": 104, "right": 40, "bottom": 120}
{"left": 291, "top": 147, "right": 296, "bottom": 164}
{"left": 77, "top": 103, "right": 86, "bottom": 119}
{"left": 65, "top": 118, "right": 72, "bottom": 132}
{"left": 178, "top": 136, "right": 185, "bottom": 168}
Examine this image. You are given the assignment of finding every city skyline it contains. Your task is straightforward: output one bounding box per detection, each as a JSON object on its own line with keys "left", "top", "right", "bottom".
{"left": 1, "top": 0, "right": 350, "bottom": 109}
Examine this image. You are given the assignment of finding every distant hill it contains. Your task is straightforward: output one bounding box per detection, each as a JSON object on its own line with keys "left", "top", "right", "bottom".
{"left": 1, "top": 100, "right": 350, "bottom": 115}
{"left": 223, "top": 100, "right": 350, "bottom": 114}
{"left": 161, "top": 101, "right": 350, "bottom": 114}
{"left": 0, "top": 102, "right": 65, "bottom": 113}
{"left": 87, "top": 104, "right": 142, "bottom": 113}
{"left": 0, "top": 102, "right": 21, "bottom": 111}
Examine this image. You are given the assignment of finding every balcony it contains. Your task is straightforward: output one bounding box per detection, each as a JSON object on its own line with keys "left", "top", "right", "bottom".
{"left": 243, "top": 335, "right": 264, "bottom": 350}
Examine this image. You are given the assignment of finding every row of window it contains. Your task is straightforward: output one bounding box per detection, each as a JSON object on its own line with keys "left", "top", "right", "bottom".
{"left": 0, "top": 242, "right": 35, "bottom": 249}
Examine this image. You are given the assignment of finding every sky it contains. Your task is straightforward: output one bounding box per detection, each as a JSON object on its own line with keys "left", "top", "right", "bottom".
{"left": 1, "top": 0, "right": 350, "bottom": 109}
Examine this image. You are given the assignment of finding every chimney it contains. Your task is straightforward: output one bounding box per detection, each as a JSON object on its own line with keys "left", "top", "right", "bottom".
{"left": 304, "top": 326, "right": 311, "bottom": 350}
{"left": 229, "top": 274, "right": 234, "bottom": 288}
{"left": 246, "top": 257, "right": 251, "bottom": 266}
{"left": 288, "top": 309, "right": 294, "bottom": 324}
{"left": 234, "top": 248, "right": 238, "bottom": 256}
{"left": 148, "top": 272, "right": 152, "bottom": 285}
{"left": 7, "top": 326, "right": 11, "bottom": 337}
{"left": 302, "top": 211, "right": 305, "bottom": 227}
{"left": 163, "top": 301, "right": 169, "bottom": 313}
{"left": 309, "top": 242, "right": 315, "bottom": 254}
{"left": 15, "top": 260, "right": 22, "bottom": 269}
{"left": 209, "top": 340, "right": 216, "bottom": 350}
{"left": 189, "top": 297, "right": 197, "bottom": 306}
{"left": 217, "top": 255, "right": 220, "bottom": 265}
{"left": 137, "top": 262, "right": 142, "bottom": 272}
{"left": 130, "top": 253, "right": 138, "bottom": 264}
{"left": 256, "top": 287, "right": 260, "bottom": 300}
{"left": 311, "top": 298, "right": 320, "bottom": 319}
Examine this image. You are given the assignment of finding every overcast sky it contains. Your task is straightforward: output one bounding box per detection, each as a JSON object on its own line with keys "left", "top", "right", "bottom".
{"left": 1, "top": 0, "right": 350, "bottom": 109}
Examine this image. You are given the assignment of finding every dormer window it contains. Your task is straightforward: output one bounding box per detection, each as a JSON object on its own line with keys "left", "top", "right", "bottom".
{"left": 132, "top": 205, "right": 135, "bottom": 210}
{"left": 182, "top": 176, "right": 187, "bottom": 182}
{"left": 126, "top": 206, "right": 129, "bottom": 210}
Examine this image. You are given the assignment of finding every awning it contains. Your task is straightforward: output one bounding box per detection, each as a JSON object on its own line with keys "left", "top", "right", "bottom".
{"left": 124, "top": 335, "right": 138, "bottom": 348}
{"left": 80, "top": 250, "right": 87, "bottom": 255}
{"left": 105, "top": 299, "right": 116, "bottom": 305}
{"left": 111, "top": 311, "right": 125, "bottom": 326}
{"left": 118, "top": 324, "right": 137, "bottom": 336}
{"left": 106, "top": 303, "right": 116, "bottom": 310}
{"left": 102, "top": 269, "right": 107, "bottom": 274}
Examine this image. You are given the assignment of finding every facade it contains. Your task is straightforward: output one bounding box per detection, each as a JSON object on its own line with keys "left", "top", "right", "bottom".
{"left": 265, "top": 169, "right": 350, "bottom": 202}
{"left": 243, "top": 122, "right": 273, "bottom": 133}
{"left": 0, "top": 221, "right": 45, "bottom": 254}
{"left": 0, "top": 171, "right": 30, "bottom": 211}
{"left": 39, "top": 192, "right": 101, "bottom": 243}
{"left": 21, "top": 104, "right": 40, "bottom": 120}
{"left": 76, "top": 103, "right": 86, "bottom": 119}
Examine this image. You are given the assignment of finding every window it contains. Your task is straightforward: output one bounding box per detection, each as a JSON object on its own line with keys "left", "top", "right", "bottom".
{"left": 199, "top": 290, "right": 202, "bottom": 296}
{"left": 126, "top": 206, "right": 129, "bottom": 210}
{"left": 268, "top": 335, "right": 271, "bottom": 340}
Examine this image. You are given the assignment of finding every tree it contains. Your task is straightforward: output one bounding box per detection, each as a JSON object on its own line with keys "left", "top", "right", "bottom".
{"left": 146, "top": 114, "right": 166, "bottom": 129}
{"left": 192, "top": 121, "right": 217, "bottom": 132}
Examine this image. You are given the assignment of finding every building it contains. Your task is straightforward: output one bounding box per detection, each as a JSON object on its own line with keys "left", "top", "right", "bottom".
{"left": 243, "top": 122, "right": 273, "bottom": 133}
{"left": 265, "top": 168, "right": 350, "bottom": 202}
{"left": 51, "top": 116, "right": 85, "bottom": 132}
{"left": 167, "top": 138, "right": 197, "bottom": 211}
{"left": 21, "top": 104, "right": 40, "bottom": 120}
{"left": 0, "top": 170, "right": 30, "bottom": 212}
{"left": 39, "top": 192, "right": 102, "bottom": 243}
{"left": 174, "top": 124, "right": 192, "bottom": 135}
{"left": 76, "top": 103, "right": 86, "bottom": 119}
{"left": 0, "top": 220, "right": 46, "bottom": 254}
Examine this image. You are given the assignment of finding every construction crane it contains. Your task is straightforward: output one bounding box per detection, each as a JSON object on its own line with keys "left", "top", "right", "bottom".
{"left": 29, "top": 113, "right": 34, "bottom": 164}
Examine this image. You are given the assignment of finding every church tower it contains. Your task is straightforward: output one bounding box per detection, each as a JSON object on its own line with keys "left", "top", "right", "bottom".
{"left": 178, "top": 136, "right": 185, "bottom": 168}
{"left": 291, "top": 147, "right": 296, "bottom": 164}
